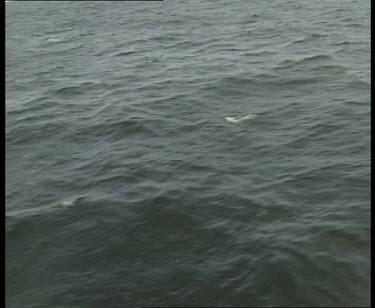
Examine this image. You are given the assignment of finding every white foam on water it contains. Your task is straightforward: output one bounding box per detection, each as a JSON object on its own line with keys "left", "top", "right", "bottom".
{"left": 61, "top": 200, "right": 75, "bottom": 207}
{"left": 46, "top": 38, "right": 63, "bottom": 43}
{"left": 6, "top": 195, "right": 89, "bottom": 217}
{"left": 60, "top": 194, "right": 88, "bottom": 208}
{"left": 225, "top": 114, "right": 257, "bottom": 123}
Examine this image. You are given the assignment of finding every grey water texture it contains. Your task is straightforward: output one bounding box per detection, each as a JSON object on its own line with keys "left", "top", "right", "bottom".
{"left": 6, "top": 0, "right": 370, "bottom": 307}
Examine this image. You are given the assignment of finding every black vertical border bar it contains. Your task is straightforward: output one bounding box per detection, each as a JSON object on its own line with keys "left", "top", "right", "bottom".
{"left": 2, "top": 0, "right": 6, "bottom": 306}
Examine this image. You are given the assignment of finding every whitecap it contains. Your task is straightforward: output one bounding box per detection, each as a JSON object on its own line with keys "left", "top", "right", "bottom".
{"left": 60, "top": 194, "right": 88, "bottom": 208}
{"left": 61, "top": 200, "right": 75, "bottom": 207}
{"left": 225, "top": 113, "right": 257, "bottom": 123}
{"left": 46, "top": 38, "right": 63, "bottom": 43}
{"left": 6, "top": 195, "right": 89, "bottom": 218}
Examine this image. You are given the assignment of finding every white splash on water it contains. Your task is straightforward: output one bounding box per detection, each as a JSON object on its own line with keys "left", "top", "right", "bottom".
{"left": 6, "top": 194, "right": 89, "bottom": 217}
{"left": 60, "top": 194, "right": 88, "bottom": 208}
{"left": 225, "top": 114, "right": 257, "bottom": 123}
{"left": 46, "top": 38, "right": 63, "bottom": 43}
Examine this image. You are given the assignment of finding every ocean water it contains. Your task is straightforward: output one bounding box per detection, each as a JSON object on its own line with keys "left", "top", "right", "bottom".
{"left": 6, "top": 0, "right": 370, "bottom": 307}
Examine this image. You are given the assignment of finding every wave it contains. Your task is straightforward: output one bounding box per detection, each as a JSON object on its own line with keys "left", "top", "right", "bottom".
{"left": 113, "top": 50, "right": 137, "bottom": 57}
{"left": 225, "top": 114, "right": 257, "bottom": 123}
{"left": 276, "top": 54, "right": 333, "bottom": 69}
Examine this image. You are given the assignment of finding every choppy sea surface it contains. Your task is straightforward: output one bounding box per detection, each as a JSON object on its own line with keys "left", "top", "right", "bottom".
{"left": 6, "top": 1, "right": 370, "bottom": 307}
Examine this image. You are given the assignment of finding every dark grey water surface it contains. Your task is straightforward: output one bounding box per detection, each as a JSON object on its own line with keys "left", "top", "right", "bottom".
{"left": 6, "top": 0, "right": 370, "bottom": 307}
